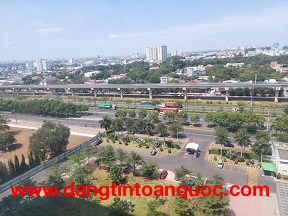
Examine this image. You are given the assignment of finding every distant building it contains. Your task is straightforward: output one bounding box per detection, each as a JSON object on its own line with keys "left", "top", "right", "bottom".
{"left": 146, "top": 45, "right": 167, "bottom": 62}
{"left": 34, "top": 59, "right": 51, "bottom": 72}
{"left": 270, "top": 61, "right": 288, "bottom": 73}
{"left": 69, "top": 58, "right": 73, "bottom": 64}
{"left": 171, "top": 50, "right": 182, "bottom": 56}
{"left": 225, "top": 63, "right": 244, "bottom": 67}
{"left": 160, "top": 76, "right": 170, "bottom": 83}
{"left": 39, "top": 77, "right": 60, "bottom": 85}
{"left": 25, "top": 62, "right": 34, "bottom": 69}
{"left": 84, "top": 71, "right": 101, "bottom": 78}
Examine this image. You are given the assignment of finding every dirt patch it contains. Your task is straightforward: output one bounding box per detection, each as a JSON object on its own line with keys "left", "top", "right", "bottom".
{"left": 0, "top": 127, "right": 90, "bottom": 163}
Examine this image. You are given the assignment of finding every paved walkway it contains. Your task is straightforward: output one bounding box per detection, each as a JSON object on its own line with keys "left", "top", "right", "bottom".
{"left": 248, "top": 167, "right": 258, "bottom": 186}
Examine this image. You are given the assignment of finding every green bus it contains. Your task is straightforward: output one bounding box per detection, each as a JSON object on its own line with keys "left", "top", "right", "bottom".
{"left": 98, "top": 103, "right": 116, "bottom": 110}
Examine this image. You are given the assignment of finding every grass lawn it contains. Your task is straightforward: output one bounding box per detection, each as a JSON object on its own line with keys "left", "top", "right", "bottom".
{"left": 89, "top": 169, "right": 179, "bottom": 216}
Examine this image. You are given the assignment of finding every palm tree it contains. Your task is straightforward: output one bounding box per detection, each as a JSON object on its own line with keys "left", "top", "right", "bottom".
{"left": 215, "top": 127, "right": 229, "bottom": 157}
{"left": 99, "top": 115, "right": 112, "bottom": 136}
{"left": 235, "top": 128, "right": 250, "bottom": 157}
{"left": 252, "top": 138, "right": 271, "bottom": 162}
{"left": 111, "top": 118, "right": 123, "bottom": 135}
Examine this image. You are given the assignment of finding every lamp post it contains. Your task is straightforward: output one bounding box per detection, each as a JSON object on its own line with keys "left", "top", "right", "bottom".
{"left": 266, "top": 108, "right": 270, "bottom": 132}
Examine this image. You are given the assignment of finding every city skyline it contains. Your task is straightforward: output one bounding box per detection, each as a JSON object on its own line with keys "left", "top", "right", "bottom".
{"left": 1, "top": 0, "right": 288, "bottom": 61}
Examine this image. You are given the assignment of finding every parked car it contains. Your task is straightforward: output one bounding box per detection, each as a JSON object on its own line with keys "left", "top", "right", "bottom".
{"left": 159, "top": 170, "right": 168, "bottom": 179}
{"left": 224, "top": 142, "right": 234, "bottom": 147}
{"left": 151, "top": 149, "right": 157, "bottom": 156}
{"left": 93, "top": 138, "right": 102, "bottom": 146}
{"left": 180, "top": 177, "right": 195, "bottom": 187}
{"left": 217, "top": 159, "right": 224, "bottom": 169}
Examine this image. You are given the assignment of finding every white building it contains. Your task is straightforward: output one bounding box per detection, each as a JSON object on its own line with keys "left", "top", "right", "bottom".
{"left": 171, "top": 50, "right": 182, "bottom": 56}
{"left": 69, "top": 58, "right": 73, "bottom": 64}
{"left": 160, "top": 76, "right": 170, "bottom": 83}
{"left": 25, "top": 62, "right": 34, "bottom": 69}
{"left": 34, "top": 59, "right": 51, "bottom": 72}
{"left": 276, "top": 149, "right": 288, "bottom": 176}
{"left": 84, "top": 71, "right": 101, "bottom": 78}
{"left": 146, "top": 45, "right": 167, "bottom": 62}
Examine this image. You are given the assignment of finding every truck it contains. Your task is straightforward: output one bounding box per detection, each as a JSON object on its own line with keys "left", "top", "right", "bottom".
{"left": 97, "top": 103, "right": 116, "bottom": 110}
{"left": 140, "top": 101, "right": 153, "bottom": 106}
{"left": 159, "top": 101, "right": 183, "bottom": 108}
{"left": 159, "top": 107, "right": 178, "bottom": 114}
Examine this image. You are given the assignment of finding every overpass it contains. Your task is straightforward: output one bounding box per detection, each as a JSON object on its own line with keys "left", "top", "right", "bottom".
{"left": 0, "top": 82, "right": 286, "bottom": 102}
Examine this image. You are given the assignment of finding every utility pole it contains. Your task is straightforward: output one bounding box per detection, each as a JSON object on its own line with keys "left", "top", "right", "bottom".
{"left": 266, "top": 109, "right": 270, "bottom": 132}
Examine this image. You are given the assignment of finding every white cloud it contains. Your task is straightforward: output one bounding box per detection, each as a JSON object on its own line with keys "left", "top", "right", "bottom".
{"left": 38, "top": 27, "right": 62, "bottom": 33}
{"left": 108, "top": 34, "right": 119, "bottom": 38}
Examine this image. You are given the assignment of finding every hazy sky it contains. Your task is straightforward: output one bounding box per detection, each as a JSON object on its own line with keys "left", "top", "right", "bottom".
{"left": 1, "top": 0, "right": 288, "bottom": 61}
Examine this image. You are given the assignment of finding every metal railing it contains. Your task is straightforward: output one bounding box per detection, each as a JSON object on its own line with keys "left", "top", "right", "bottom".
{"left": 0, "top": 134, "right": 101, "bottom": 194}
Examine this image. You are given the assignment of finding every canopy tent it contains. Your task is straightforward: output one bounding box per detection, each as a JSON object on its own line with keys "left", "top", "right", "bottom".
{"left": 185, "top": 143, "right": 199, "bottom": 154}
{"left": 261, "top": 162, "right": 277, "bottom": 176}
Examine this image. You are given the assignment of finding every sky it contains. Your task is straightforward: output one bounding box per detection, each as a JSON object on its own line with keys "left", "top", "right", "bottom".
{"left": 1, "top": 0, "right": 288, "bottom": 61}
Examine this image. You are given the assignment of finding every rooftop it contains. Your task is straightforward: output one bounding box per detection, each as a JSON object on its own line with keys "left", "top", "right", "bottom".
{"left": 278, "top": 149, "right": 288, "bottom": 160}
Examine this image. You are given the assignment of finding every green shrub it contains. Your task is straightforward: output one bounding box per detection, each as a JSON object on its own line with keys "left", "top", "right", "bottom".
{"left": 119, "top": 141, "right": 122, "bottom": 145}
{"left": 213, "top": 156, "right": 217, "bottom": 161}
{"left": 245, "top": 160, "right": 250, "bottom": 166}
{"left": 236, "top": 156, "right": 245, "bottom": 162}
{"left": 168, "top": 149, "right": 172, "bottom": 154}
{"left": 277, "top": 173, "right": 281, "bottom": 179}
{"left": 145, "top": 144, "right": 149, "bottom": 149}
{"left": 234, "top": 159, "right": 238, "bottom": 164}
{"left": 160, "top": 147, "right": 164, "bottom": 152}
{"left": 217, "top": 101, "right": 222, "bottom": 104}
{"left": 223, "top": 157, "right": 227, "bottom": 162}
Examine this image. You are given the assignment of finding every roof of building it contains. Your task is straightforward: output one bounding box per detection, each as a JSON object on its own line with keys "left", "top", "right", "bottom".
{"left": 261, "top": 162, "right": 277, "bottom": 173}
{"left": 278, "top": 149, "right": 288, "bottom": 160}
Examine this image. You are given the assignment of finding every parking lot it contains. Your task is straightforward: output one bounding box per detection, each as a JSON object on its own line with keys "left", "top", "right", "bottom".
{"left": 223, "top": 164, "right": 248, "bottom": 174}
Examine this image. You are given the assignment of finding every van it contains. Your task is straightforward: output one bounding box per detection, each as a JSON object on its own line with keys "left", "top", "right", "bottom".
{"left": 217, "top": 159, "right": 224, "bottom": 169}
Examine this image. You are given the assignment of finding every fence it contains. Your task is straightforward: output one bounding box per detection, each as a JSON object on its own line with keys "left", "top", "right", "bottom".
{"left": 0, "top": 134, "right": 101, "bottom": 194}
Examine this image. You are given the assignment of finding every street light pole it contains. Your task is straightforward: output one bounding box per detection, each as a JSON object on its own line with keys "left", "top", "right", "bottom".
{"left": 267, "top": 109, "right": 270, "bottom": 132}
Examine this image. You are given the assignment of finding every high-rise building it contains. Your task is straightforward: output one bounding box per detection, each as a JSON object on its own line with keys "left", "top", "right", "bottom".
{"left": 146, "top": 45, "right": 167, "bottom": 61}
{"left": 34, "top": 59, "right": 50, "bottom": 72}
{"left": 171, "top": 50, "right": 182, "bottom": 57}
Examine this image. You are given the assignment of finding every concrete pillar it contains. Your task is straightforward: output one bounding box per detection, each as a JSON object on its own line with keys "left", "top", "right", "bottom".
{"left": 51, "top": 90, "right": 55, "bottom": 96}
{"left": 225, "top": 87, "right": 229, "bottom": 102}
{"left": 71, "top": 89, "right": 75, "bottom": 97}
{"left": 16, "top": 89, "right": 19, "bottom": 95}
{"left": 274, "top": 87, "right": 281, "bottom": 102}
{"left": 183, "top": 87, "right": 187, "bottom": 100}
{"left": 32, "top": 89, "right": 35, "bottom": 96}
{"left": 120, "top": 88, "right": 123, "bottom": 98}
{"left": 148, "top": 88, "right": 153, "bottom": 100}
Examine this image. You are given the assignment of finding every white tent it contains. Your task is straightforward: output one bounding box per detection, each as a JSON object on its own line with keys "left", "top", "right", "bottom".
{"left": 185, "top": 142, "right": 199, "bottom": 152}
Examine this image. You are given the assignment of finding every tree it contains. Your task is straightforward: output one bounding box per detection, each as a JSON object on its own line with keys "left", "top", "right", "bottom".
{"left": 8, "top": 159, "right": 15, "bottom": 178}
{"left": 0, "top": 161, "right": 8, "bottom": 184}
{"left": 208, "top": 174, "right": 226, "bottom": 186}
{"left": 204, "top": 112, "right": 215, "bottom": 126}
{"left": 215, "top": 127, "right": 229, "bottom": 156}
{"left": 29, "top": 122, "right": 70, "bottom": 160}
{"left": 236, "top": 102, "right": 246, "bottom": 112}
{"left": 28, "top": 151, "right": 35, "bottom": 168}
{"left": 20, "top": 154, "right": 28, "bottom": 173}
{"left": 162, "top": 112, "right": 176, "bottom": 123}
{"left": 168, "top": 122, "right": 183, "bottom": 138}
{"left": 14, "top": 155, "right": 20, "bottom": 175}
{"left": 128, "top": 110, "right": 136, "bottom": 118}
{"left": 109, "top": 164, "right": 123, "bottom": 183}
{"left": 145, "top": 121, "right": 155, "bottom": 136}
{"left": 252, "top": 138, "right": 271, "bottom": 159}
{"left": 139, "top": 161, "right": 159, "bottom": 177}
{"left": 134, "top": 119, "right": 146, "bottom": 133}
{"left": 128, "top": 151, "right": 144, "bottom": 174}
{"left": 99, "top": 115, "right": 112, "bottom": 135}
{"left": 0, "top": 132, "right": 16, "bottom": 151}
{"left": 155, "top": 123, "right": 169, "bottom": 142}
{"left": 115, "top": 148, "right": 128, "bottom": 166}
{"left": 109, "top": 197, "right": 133, "bottom": 216}
{"left": 148, "top": 111, "right": 159, "bottom": 122}
{"left": 115, "top": 109, "right": 127, "bottom": 118}
{"left": 190, "top": 115, "right": 200, "bottom": 125}
{"left": 0, "top": 116, "right": 9, "bottom": 131}
{"left": 97, "top": 145, "right": 116, "bottom": 166}
{"left": 138, "top": 108, "right": 147, "bottom": 119}
{"left": 176, "top": 110, "right": 188, "bottom": 123}
{"left": 112, "top": 118, "right": 124, "bottom": 134}
{"left": 235, "top": 128, "right": 250, "bottom": 157}
{"left": 255, "top": 131, "right": 270, "bottom": 142}
{"left": 174, "top": 165, "right": 191, "bottom": 180}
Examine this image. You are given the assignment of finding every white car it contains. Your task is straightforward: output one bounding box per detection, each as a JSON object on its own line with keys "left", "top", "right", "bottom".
{"left": 217, "top": 159, "right": 224, "bottom": 169}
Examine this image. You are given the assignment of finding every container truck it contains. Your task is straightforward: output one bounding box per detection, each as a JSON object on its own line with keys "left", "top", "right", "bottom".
{"left": 159, "top": 107, "right": 178, "bottom": 114}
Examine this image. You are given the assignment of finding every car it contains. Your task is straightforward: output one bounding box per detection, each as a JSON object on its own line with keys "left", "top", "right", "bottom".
{"left": 94, "top": 138, "right": 102, "bottom": 146}
{"left": 151, "top": 150, "right": 157, "bottom": 156}
{"left": 217, "top": 159, "right": 224, "bottom": 169}
{"left": 195, "top": 150, "right": 201, "bottom": 158}
{"left": 224, "top": 142, "right": 234, "bottom": 147}
{"left": 43, "top": 120, "right": 46, "bottom": 122}
{"left": 180, "top": 177, "right": 195, "bottom": 187}
{"left": 159, "top": 170, "right": 168, "bottom": 179}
